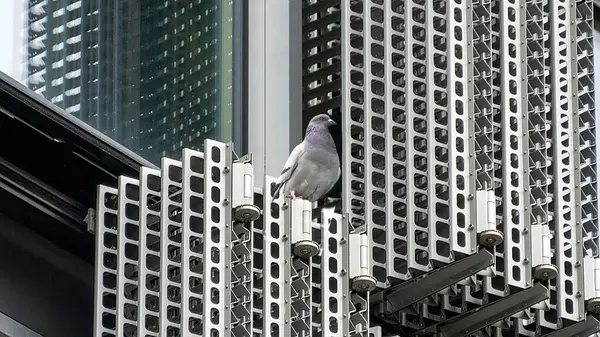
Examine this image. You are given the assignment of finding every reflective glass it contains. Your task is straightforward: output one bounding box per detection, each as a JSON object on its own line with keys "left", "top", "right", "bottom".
{"left": 0, "top": 1, "right": 237, "bottom": 164}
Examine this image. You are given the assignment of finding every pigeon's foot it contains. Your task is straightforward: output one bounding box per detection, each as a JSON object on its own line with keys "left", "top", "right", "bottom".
{"left": 285, "top": 192, "right": 306, "bottom": 200}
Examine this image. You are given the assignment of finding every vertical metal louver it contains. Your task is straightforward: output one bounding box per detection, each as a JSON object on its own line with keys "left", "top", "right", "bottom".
{"left": 298, "top": 0, "right": 599, "bottom": 335}
{"left": 94, "top": 139, "right": 372, "bottom": 337}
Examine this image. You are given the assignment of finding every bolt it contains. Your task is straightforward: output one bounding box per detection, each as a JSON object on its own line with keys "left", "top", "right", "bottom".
{"left": 223, "top": 166, "right": 230, "bottom": 173}
{"left": 223, "top": 199, "right": 230, "bottom": 206}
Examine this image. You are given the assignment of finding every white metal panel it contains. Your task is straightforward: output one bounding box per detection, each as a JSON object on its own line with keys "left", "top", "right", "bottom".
{"left": 262, "top": 175, "right": 292, "bottom": 336}
{"left": 549, "top": 0, "right": 585, "bottom": 322}
{"left": 159, "top": 158, "right": 184, "bottom": 336}
{"left": 201, "top": 139, "right": 233, "bottom": 336}
{"left": 116, "top": 176, "right": 140, "bottom": 337}
{"left": 180, "top": 149, "right": 206, "bottom": 336}
{"left": 137, "top": 167, "right": 162, "bottom": 337}
{"left": 94, "top": 185, "right": 119, "bottom": 337}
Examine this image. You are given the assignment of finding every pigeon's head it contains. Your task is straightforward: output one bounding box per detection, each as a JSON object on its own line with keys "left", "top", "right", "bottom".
{"left": 308, "top": 113, "right": 337, "bottom": 129}
{"left": 305, "top": 113, "right": 337, "bottom": 148}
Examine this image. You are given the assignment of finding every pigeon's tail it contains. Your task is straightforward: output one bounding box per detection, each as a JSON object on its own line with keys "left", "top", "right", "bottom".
{"left": 272, "top": 183, "right": 283, "bottom": 199}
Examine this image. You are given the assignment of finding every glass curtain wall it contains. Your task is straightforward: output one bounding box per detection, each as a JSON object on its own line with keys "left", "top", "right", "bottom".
{"left": 24, "top": 0, "right": 236, "bottom": 164}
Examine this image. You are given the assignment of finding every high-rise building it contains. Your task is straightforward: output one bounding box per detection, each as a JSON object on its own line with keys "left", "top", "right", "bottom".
{"left": 26, "top": 0, "right": 85, "bottom": 115}
{"left": 24, "top": 0, "right": 240, "bottom": 164}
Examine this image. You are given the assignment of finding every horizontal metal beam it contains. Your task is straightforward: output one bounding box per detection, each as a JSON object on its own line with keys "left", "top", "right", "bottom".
{"left": 0, "top": 156, "right": 86, "bottom": 231}
{"left": 371, "top": 249, "right": 494, "bottom": 316}
{"left": 415, "top": 283, "right": 548, "bottom": 337}
{"left": 0, "top": 72, "right": 156, "bottom": 173}
{"left": 543, "top": 315, "right": 600, "bottom": 337}
{"left": 0, "top": 310, "right": 43, "bottom": 337}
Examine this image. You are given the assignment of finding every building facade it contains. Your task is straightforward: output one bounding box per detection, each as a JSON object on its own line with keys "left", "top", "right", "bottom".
{"left": 18, "top": 0, "right": 600, "bottom": 336}
{"left": 24, "top": 0, "right": 237, "bottom": 164}
{"left": 93, "top": 1, "right": 600, "bottom": 337}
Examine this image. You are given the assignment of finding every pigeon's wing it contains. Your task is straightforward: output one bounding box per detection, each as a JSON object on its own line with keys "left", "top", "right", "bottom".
{"left": 273, "top": 142, "right": 306, "bottom": 196}
{"left": 322, "top": 166, "right": 340, "bottom": 194}
{"left": 311, "top": 166, "right": 341, "bottom": 201}
{"left": 328, "top": 166, "right": 341, "bottom": 190}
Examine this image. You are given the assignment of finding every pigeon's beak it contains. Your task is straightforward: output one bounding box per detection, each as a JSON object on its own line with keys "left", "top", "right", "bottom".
{"left": 329, "top": 119, "right": 337, "bottom": 126}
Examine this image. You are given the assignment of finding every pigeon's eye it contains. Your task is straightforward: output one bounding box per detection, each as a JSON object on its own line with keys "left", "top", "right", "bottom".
{"left": 319, "top": 116, "right": 325, "bottom": 121}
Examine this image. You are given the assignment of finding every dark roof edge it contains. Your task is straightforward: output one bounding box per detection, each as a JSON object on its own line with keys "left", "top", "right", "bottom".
{"left": 0, "top": 72, "right": 158, "bottom": 173}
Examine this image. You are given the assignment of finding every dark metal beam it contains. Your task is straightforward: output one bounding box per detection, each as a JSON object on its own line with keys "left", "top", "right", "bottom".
{"left": 543, "top": 315, "right": 600, "bottom": 337}
{"left": 0, "top": 156, "right": 85, "bottom": 231}
{"left": 371, "top": 249, "right": 494, "bottom": 316}
{"left": 414, "top": 283, "right": 548, "bottom": 337}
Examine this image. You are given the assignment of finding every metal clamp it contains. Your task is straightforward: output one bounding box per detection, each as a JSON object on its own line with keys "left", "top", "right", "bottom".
{"left": 285, "top": 198, "right": 320, "bottom": 258}
{"left": 349, "top": 233, "right": 376, "bottom": 292}
{"left": 231, "top": 154, "right": 261, "bottom": 223}
{"left": 584, "top": 257, "right": 600, "bottom": 313}
{"left": 476, "top": 190, "right": 504, "bottom": 247}
{"left": 531, "top": 225, "right": 558, "bottom": 281}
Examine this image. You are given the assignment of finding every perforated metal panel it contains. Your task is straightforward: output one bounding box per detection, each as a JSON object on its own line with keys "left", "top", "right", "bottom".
{"left": 320, "top": 210, "right": 351, "bottom": 337}
{"left": 261, "top": 177, "right": 292, "bottom": 336}
{"left": 300, "top": 0, "right": 598, "bottom": 335}
{"left": 94, "top": 140, "right": 374, "bottom": 337}
{"left": 159, "top": 158, "right": 183, "bottom": 336}
{"left": 116, "top": 176, "right": 140, "bottom": 337}
{"left": 94, "top": 185, "right": 119, "bottom": 337}
{"left": 138, "top": 167, "right": 162, "bottom": 336}
{"left": 93, "top": 139, "right": 600, "bottom": 336}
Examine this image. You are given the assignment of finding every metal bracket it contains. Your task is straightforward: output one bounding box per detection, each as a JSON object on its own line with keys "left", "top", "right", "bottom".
{"left": 84, "top": 208, "right": 96, "bottom": 234}
{"left": 414, "top": 282, "right": 548, "bottom": 337}
{"left": 284, "top": 198, "right": 320, "bottom": 257}
{"left": 232, "top": 155, "right": 261, "bottom": 222}
{"left": 476, "top": 190, "right": 504, "bottom": 247}
{"left": 348, "top": 232, "right": 377, "bottom": 292}
{"left": 371, "top": 248, "right": 494, "bottom": 316}
{"left": 584, "top": 257, "right": 600, "bottom": 312}
{"left": 531, "top": 224, "right": 558, "bottom": 280}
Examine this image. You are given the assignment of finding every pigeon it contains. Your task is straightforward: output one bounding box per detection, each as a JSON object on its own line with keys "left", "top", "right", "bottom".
{"left": 273, "top": 113, "right": 341, "bottom": 202}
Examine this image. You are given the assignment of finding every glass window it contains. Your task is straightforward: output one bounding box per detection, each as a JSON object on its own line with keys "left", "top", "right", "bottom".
{"left": 0, "top": 0, "right": 244, "bottom": 165}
